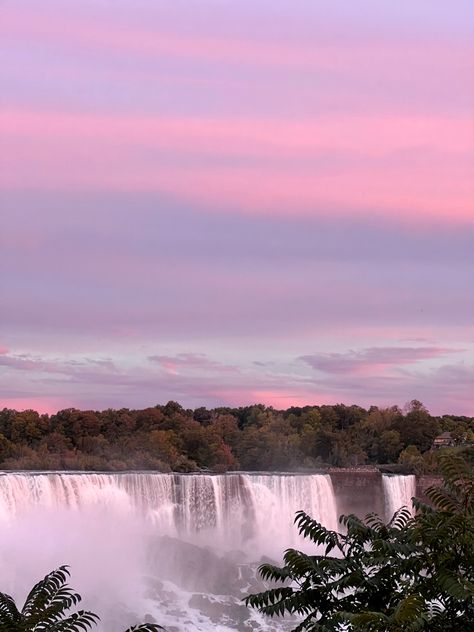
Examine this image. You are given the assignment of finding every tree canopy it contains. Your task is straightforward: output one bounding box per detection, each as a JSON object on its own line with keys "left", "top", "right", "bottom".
{"left": 245, "top": 453, "right": 474, "bottom": 631}
{"left": 0, "top": 400, "right": 472, "bottom": 472}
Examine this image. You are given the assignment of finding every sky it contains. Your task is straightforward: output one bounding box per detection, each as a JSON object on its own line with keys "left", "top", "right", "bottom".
{"left": 1, "top": 0, "right": 473, "bottom": 415}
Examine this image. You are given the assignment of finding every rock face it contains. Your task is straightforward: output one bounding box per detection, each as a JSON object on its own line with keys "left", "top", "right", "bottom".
{"left": 145, "top": 536, "right": 283, "bottom": 630}
{"left": 330, "top": 470, "right": 385, "bottom": 517}
{"left": 148, "top": 535, "right": 254, "bottom": 595}
{"left": 330, "top": 470, "right": 441, "bottom": 520}
{"left": 416, "top": 475, "right": 443, "bottom": 502}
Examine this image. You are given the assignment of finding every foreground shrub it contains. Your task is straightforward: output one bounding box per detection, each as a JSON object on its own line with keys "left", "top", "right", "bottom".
{"left": 246, "top": 454, "right": 474, "bottom": 631}
{"left": 0, "top": 566, "right": 164, "bottom": 632}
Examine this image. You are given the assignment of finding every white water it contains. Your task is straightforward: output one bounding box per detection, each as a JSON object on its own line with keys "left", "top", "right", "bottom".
{"left": 0, "top": 472, "right": 414, "bottom": 629}
{"left": 0, "top": 472, "right": 339, "bottom": 554}
{"left": 0, "top": 472, "right": 339, "bottom": 631}
{"left": 382, "top": 474, "right": 416, "bottom": 519}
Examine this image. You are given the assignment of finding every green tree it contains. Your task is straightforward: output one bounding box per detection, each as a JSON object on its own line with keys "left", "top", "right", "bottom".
{"left": 376, "top": 430, "right": 402, "bottom": 463}
{"left": 246, "top": 454, "right": 474, "bottom": 631}
{"left": 395, "top": 400, "right": 440, "bottom": 452}
{"left": 0, "top": 566, "right": 164, "bottom": 632}
{"left": 398, "top": 444, "right": 426, "bottom": 473}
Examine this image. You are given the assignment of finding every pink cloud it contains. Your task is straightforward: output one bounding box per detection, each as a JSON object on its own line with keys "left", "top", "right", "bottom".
{"left": 0, "top": 9, "right": 336, "bottom": 71}
{"left": 3, "top": 110, "right": 470, "bottom": 155}
{"left": 3, "top": 7, "right": 470, "bottom": 74}
{"left": 148, "top": 353, "right": 239, "bottom": 375}
{"left": 1, "top": 110, "right": 472, "bottom": 223}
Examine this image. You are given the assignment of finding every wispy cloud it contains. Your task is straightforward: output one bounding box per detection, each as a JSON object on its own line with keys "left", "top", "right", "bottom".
{"left": 1, "top": 347, "right": 473, "bottom": 415}
{"left": 1, "top": 110, "right": 472, "bottom": 222}
{"left": 0, "top": 351, "right": 119, "bottom": 378}
{"left": 148, "top": 353, "right": 239, "bottom": 375}
{"left": 3, "top": 3, "right": 471, "bottom": 73}
{"left": 300, "top": 346, "right": 464, "bottom": 375}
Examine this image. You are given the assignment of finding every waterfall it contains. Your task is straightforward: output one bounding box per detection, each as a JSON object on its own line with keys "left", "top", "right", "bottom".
{"left": 0, "top": 472, "right": 338, "bottom": 551}
{"left": 0, "top": 471, "right": 429, "bottom": 630}
{"left": 242, "top": 474, "right": 339, "bottom": 555}
{"left": 0, "top": 472, "right": 338, "bottom": 631}
{"left": 382, "top": 474, "right": 416, "bottom": 520}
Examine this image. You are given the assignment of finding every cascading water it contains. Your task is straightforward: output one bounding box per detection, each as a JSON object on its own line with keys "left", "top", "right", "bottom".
{"left": 0, "top": 472, "right": 339, "bottom": 631}
{"left": 242, "top": 474, "right": 339, "bottom": 556}
{"left": 382, "top": 474, "right": 417, "bottom": 520}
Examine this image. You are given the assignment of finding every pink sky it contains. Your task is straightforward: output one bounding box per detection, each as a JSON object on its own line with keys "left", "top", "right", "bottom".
{"left": 1, "top": 0, "right": 473, "bottom": 415}
{"left": 2, "top": 110, "right": 472, "bottom": 221}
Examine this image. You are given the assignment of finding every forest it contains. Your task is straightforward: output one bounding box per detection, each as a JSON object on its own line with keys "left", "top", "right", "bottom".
{"left": 0, "top": 400, "right": 472, "bottom": 473}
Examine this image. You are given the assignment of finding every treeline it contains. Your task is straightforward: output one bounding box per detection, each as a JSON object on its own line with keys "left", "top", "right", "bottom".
{"left": 0, "top": 400, "right": 472, "bottom": 473}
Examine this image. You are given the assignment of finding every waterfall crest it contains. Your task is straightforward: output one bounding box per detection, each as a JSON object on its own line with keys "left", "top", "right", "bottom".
{"left": 0, "top": 472, "right": 338, "bottom": 555}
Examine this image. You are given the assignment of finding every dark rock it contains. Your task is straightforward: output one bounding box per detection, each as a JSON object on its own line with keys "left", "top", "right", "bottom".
{"left": 148, "top": 536, "right": 246, "bottom": 595}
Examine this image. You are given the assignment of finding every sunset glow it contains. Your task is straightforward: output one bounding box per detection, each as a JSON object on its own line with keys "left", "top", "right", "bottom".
{"left": 2, "top": 0, "right": 473, "bottom": 415}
